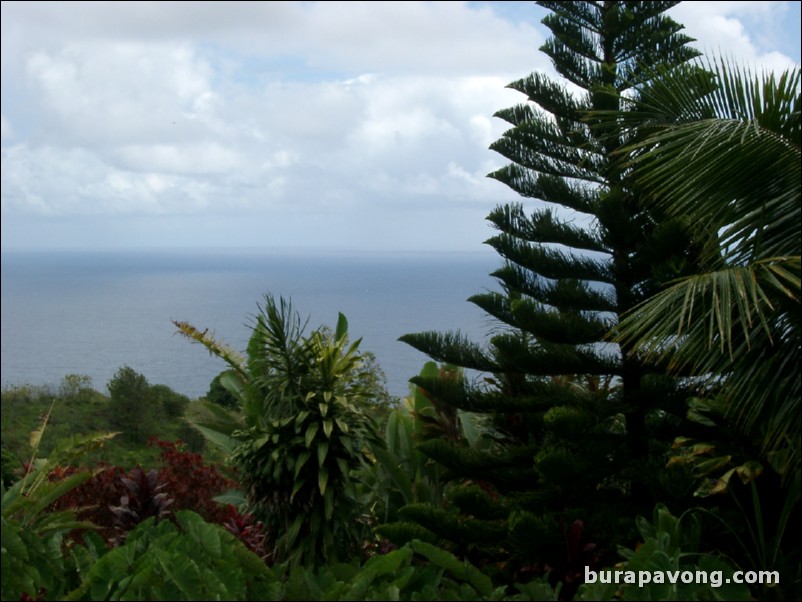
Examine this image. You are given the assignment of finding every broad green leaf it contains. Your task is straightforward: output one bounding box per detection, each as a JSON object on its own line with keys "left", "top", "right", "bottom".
{"left": 411, "top": 540, "right": 493, "bottom": 597}
{"left": 687, "top": 409, "right": 718, "bottom": 427}
{"left": 0, "top": 523, "right": 28, "bottom": 559}
{"left": 693, "top": 455, "right": 733, "bottom": 476}
{"left": 317, "top": 441, "right": 329, "bottom": 466}
{"left": 373, "top": 447, "right": 414, "bottom": 503}
{"left": 294, "top": 450, "right": 311, "bottom": 480}
{"left": 335, "top": 312, "right": 348, "bottom": 341}
{"left": 284, "top": 515, "right": 304, "bottom": 550}
{"left": 200, "top": 566, "right": 232, "bottom": 600}
{"left": 219, "top": 370, "right": 247, "bottom": 402}
{"left": 305, "top": 422, "right": 320, "bottom": 448}
{"left": 194, "top": 521, "right": 223, "bottom": 559}
{"left": 154, "top": 548, "right": 202, "bottom": 597}
{"left": 318, "top": 467, "right": 329, "bottom": 495}
{"left": 344, "top": 547, "right": 414, "bottom": 600}
{"left": 212, "top": 490, "right": 246, "bottom": 507}
{"left": 290, "top": 478, "right": 306, "bottom": 502}
{"left": 193, "top": 424, "right": 237, "bottom": 454}
{"left": 689, "top": 443, "right": 716, "bottom": 456}
{"left": 295, "top": 410, "right": 310, "bottom": 428}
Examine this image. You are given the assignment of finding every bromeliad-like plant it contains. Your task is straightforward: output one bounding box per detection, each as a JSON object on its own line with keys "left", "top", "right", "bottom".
{"left": 175, "top": 294, "right": 383, "bottom": 566}
{"left": 108, "top": 466, "right": 173, "bottom": 534}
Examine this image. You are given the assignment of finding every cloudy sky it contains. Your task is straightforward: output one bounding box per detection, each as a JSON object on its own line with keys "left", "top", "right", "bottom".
{"left": 2, "top": 1, "right": 800, "bottom": 253}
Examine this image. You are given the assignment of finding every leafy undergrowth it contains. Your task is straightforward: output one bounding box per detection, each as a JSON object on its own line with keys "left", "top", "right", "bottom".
{"left": 45, "top": 438, "right": 267, "bottom": 558}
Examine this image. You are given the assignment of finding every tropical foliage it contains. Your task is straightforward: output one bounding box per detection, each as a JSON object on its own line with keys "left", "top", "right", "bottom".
{"left": 397, "top": 1, "right": 705, "bottom": 584}
{"left": 607, "top": 55, "right": 802, "bottom": 601}
{"left": 611, "top": 58, "right": 801, "bottom": 478}
{"left": 1, "top": 414, "right": 117, "bottom": 601}
{"left": 2, "top": 3, "right": 800, "bottom": 601}
{"left": 174, "top": 294, "right": 384, "bottom": 566}
{"left": 66, "top": 510, "right": 278, "bottom": 601}
{"left": 575, "top": 504, "right": 751, "bottom": 601}
{"left": 368, "top": 362, "right": 453, "bottom": 530}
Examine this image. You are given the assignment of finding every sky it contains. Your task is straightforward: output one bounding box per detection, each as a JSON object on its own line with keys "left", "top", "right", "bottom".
{"left": 1, "top": 1, "right": 800, "bottom": 253}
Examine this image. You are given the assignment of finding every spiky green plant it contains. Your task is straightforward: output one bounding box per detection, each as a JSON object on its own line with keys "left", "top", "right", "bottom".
{"left": 1, "top": 410, "right": 117, "bottom": 601}
{"left": 175, "top": 294, "right": 384, "bottom": 566}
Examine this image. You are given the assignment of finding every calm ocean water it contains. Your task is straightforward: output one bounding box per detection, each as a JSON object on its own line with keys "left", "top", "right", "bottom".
{"left": 1, "top": 248, "right": 499, "bottom": 400}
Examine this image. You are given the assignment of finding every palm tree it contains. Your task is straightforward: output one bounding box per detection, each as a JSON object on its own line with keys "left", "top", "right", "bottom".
{"left": 612, "top": 58, "right": 800, "bottom": 477}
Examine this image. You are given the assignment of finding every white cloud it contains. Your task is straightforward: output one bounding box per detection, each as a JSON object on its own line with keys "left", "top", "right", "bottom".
{"left": 2, "top": 1, "right": 545, "bottom": 77}
{"left": 114, "top": 143, "right": 241, "bottom": 175}
{"left": 669, "top": 1, "right": 799, "bottom": 73}
{"left": 24, "top": 41, "right": 218, "bottom": 146}
{"left": 0, "top": 145, "right": 214, "bottom": 216}
{"left": 1, "top": 1, "right": 798, "bottom": 251}
{"left": 296, "top": 1, "right": 543, "bottom": 75}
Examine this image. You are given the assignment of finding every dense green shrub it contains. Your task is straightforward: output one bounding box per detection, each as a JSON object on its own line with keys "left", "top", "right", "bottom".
{"left": 150, "top": 384, "right": 191, "bottom": 419}
{"left": 206, "top": 372, "right": 239, "bottom": 409}
{"left": 107, "top": 366, "right": 159, "bottom": 444}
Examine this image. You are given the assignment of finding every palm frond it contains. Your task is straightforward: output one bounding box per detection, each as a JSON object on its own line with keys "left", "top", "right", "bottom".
{"left": 617, "top": 257, "right": 799, "bottom": 368}
{"left": 604, "top": 54, "right": 801, "bottom": 476}
{"left": 619, "top": 60, "right": 801, "bottom": 264}
{"left": 617, "top": 255, "right": 800, "bottom": 474}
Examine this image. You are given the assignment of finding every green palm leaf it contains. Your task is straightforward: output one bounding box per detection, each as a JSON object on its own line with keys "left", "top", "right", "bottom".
{"left": 612, "top": 57, "right": 801, "bottom": 475}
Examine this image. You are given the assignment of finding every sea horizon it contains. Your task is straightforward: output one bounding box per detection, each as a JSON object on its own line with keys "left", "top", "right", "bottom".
{"left": 1, "top": 246, "right": 501, "bottom": 400}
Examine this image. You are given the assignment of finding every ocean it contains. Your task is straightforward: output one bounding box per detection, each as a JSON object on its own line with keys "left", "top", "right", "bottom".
{"left": 1, "top": 248, "right": 500, "bottom": 400}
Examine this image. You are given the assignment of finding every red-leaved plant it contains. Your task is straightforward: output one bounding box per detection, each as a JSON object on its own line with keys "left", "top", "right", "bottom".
{"left": 49, "top": 439, "right": 268, "bottom": 557}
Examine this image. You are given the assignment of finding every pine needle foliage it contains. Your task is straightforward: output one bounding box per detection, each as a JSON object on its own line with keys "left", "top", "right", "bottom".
{"left": 399, "top": 1, "right": 705, "bottom": 575}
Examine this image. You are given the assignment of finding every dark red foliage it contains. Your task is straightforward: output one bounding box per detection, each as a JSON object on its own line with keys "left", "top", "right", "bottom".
{"left": 220, "top": 506, "right": 269, "bottom": 560}
{"left": 148, "top": 439, "right": 269, "bottom": 556}
{"left": 109, "top": 466, "right": 173, "bottom": 530}
{"left": 47, "top": 439, "right": 269, "bottom": 557}
{"left": 48, "top": 464, "right": 128, "bottom": 544}
{"left": 148, "top": 438, "right": 236, "bottom": 524}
